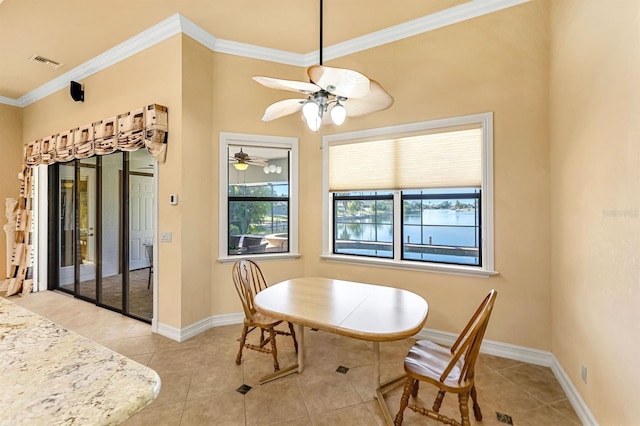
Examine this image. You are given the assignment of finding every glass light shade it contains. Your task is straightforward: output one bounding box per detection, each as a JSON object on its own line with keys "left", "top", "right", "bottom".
{"left": 330, "top": 103, "right": 346, "bottom": 125}
{"left": 234, "top": 162, "right": 249, "bottom": 171}
{"left": 302, "top": 101, "right": 319, "bottom": 123}
{"left": 263, "top": 165, "right": 270, "bottom": 174}
{"left": 269, "top": 164, "right": 276, "bottom": 173}
{"left": 305, "top": 114, "right": 322, "bottom": 131}
{"left": 276, "top": 166, "right": 282, "bottom": 174}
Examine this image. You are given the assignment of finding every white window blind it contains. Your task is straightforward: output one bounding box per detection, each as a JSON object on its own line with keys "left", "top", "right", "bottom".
{"left": 328, "top": 127, "right": 482, "bottom": 191}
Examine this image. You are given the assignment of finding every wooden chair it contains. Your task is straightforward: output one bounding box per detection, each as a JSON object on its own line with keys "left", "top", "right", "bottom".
{"left": 232, "top": 259, "right": 298, "bottom": 373}
{"left": 394, "top": 289, "right": 498, "bottom": 426}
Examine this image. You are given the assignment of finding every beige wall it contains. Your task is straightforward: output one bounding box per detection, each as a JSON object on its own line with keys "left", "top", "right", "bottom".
{"left": 17, "top": 1, "right": 553, "bottom": 349}
{"left": 180, "top": 36, "right": 214, "bottom": 325}
{"left": 550, "top": 1, "right": 640, "bottom": 424}
{"left": 209, "top": 53, "right": 306, "bottom": 316}
{"left": 0, "top": 104, "right": 24, "bottom": 278}
{"left": 299, "top": 0, "right": 552, "bottom": 349}
{"left": 22, "top": 35, "right": 184, "bottom": 328}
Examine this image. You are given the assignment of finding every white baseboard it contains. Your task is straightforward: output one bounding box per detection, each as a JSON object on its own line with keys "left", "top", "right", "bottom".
{"left": 157, "top": 312, "right": 244, "bottom": 342}
{"left": 156, "top": 319, "right": 596, "bottom": 425}
{"left": 416, "top": 328, "right": 554, "bottom": 366}
{"left": 550, "top": 354, "right": 598, "bottom": 426}
{"left": 417, "top": 328, "right": 597, "bottom": 425}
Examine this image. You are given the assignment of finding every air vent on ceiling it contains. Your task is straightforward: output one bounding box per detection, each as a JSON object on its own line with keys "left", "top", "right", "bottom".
{"left": 28, "top": 54, "right": 63, "bottom": 69}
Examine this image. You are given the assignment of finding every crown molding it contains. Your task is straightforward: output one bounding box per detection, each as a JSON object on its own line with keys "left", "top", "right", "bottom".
{"left": 312, "top": 0, "right": 531, "bottom": 65}
{"left": 0, "top": 96, "right": 21, "bottom": 107}
{"left": 178, "top": 14, "right": 218, "bottom": 52}
{"left": 3, "top": 0, "right": 530, "bottom": 107}
{"left": 213, "top": 39, "right": 305, "bottom": 67}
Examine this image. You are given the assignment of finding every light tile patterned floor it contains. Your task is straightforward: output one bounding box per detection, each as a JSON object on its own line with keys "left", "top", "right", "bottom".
{"left": 5, "top": 291, "right": 582, "bottom": 426}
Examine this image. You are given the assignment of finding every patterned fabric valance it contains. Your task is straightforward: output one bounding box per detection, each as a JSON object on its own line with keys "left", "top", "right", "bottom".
{"left": 24, "top": 104, "right": 168, "bottom": 167}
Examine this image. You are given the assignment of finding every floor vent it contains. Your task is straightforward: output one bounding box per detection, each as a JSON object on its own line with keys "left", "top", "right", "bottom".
{"left": 28, "top": 54, "right": 63, "bottom": 69}
{"left": 496, "top": 412, "right": 514, "bottom": 424}
{"left": 236, "top": 384, "right": 252, "bottom": 395}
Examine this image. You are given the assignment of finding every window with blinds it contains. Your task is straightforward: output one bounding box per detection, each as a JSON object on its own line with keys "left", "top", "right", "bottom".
{"left": 322, "top": 113, "right": 495, "bottom": 275}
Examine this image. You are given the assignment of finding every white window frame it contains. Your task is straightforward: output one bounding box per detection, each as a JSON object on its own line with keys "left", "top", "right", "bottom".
{"left": 218, "top": 132, "right": 299, "bottom": 262}
{"left": 321, "top": 112, "right": 497, "bottom": 278}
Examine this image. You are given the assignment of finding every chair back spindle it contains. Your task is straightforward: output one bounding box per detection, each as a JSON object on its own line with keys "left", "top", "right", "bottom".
{"left": 232, "top": 259, "right": 269, "bottom": 321}
{"left": 440, "top": 289, "right": 497, "bottom": 385}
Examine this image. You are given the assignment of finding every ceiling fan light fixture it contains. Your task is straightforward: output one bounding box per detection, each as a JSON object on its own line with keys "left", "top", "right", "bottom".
{"left": 302, "top": 100, "right": 320, "bottom": 123}
{"left": 330, "top": 102, "right": 346, "bottom": 125}
{"left": 305, "top": 113, "right": 322, "bottom": 132}
{"left": 234, "top": 162, "right": 249, "bottom": 171}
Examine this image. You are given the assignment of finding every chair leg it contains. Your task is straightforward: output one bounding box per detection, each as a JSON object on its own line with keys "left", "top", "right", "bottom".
{"left": 147, "top": 266, "right": 152, "bottom": 289}
{"left": 411, "top": 380, "right": 420, "bottom": 397}
{"left": 458, "top": 392, "right": 471, "bottom": 426}
{"left": 394, "top": 377, "right": 414, "bottom": 426}
{"left": 260, "top": 328, "right": 266, "bottom": 347}
{"left": 236, "top": 325, "right": 249, "bottom": 365}
{"left": 268, "top": 327, "right": 280, "bottom": 372}
{"left": 433, "top": 390, "right": 446, "bottom": 413}
{"left": 470, "top": 384, "right": 483, "bottom": 421}
{"left": 288, "top": 322, "right": 298, "bottom": 354}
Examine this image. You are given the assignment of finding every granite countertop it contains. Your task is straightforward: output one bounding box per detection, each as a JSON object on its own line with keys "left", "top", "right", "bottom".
{"left": 0, "top": 297, "right": 161, "bottom": 425}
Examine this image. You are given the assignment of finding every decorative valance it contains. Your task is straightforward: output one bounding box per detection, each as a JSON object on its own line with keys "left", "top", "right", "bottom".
{"left": 25, "top": 104, "right": 168, "bottom": 167}
{"left": 3, "top": 103, "right": 167, "bottom": 298}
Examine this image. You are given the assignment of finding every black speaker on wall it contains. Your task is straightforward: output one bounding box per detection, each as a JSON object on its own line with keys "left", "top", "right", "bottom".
{"left": 70, "top": 81, "right": 84, "bottom": 102}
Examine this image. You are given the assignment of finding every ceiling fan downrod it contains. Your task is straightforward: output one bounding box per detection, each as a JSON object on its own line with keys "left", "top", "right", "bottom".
{"left": 319, "top": 0, "right": 323, "bottom": 66}
{"left": 251, "top": 0, "right": 394, "bottom": 131}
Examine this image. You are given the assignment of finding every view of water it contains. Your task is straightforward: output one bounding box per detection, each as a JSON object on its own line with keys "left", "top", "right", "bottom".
{"left": 335, "top": 209, "right": 481, "bottom": 265}
{"left": 336, "top": 209, "right": 480, "bottom": 246}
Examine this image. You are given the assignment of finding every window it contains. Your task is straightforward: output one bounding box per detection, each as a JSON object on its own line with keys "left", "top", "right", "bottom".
{"left": 219, "top": 133, "right": 298, "bottom": 261}
{"left": 402, "top": 189, "right": 481, "bottom": 265}
{"left": 322, "top": 113, "right": 495, "bottom": 276}
{"left": 333, "top": 191, "right": 394, "bottom": 258}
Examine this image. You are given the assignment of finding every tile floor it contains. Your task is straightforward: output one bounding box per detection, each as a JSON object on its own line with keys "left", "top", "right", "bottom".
{"left": 5, "top": 291, "right": 582, "bottom": 426}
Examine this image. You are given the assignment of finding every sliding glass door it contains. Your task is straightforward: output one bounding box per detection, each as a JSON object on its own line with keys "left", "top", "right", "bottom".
{"left": 49, "top": 150, "right": 154, "bottom": 322}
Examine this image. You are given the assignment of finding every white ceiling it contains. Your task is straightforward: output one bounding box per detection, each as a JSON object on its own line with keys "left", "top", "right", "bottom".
{"left": 0, "top": 0, "right": 529, "bottom": 107}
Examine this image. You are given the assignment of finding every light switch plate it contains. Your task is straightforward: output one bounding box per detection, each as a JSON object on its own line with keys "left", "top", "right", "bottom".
{"left": 160, "top": 232, "right": 172, "bottom": 242}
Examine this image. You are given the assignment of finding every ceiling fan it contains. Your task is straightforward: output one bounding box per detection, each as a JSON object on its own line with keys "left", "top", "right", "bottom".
{"left": 229, "top": 148, "right": 268, "bottom": 171}
{"left": 252, "top": 0, "right": 393, "bottom": 131}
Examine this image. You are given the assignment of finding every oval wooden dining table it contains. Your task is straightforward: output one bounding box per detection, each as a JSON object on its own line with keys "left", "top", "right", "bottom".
{"left": 254, "top": 277, "right": 429, "bottom": 425}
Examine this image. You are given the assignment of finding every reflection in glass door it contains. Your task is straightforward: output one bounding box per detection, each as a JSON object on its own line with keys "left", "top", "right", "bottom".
{"left": 51, "top": 151, "right": 154, "bottom": 323}
{"left": 57, "top": 159, "right": 97, "bottom": 301}
{"left": 58, "top": 163, "right": 76, "bottom": 293}
{"left": 100, "top": 152, "right": 123, "bottom": 311}
{"left": 128, "top": 161, "right": 154, "bottom": 319}
{"left": 77, "top": 157, "right": 97, "bottom": 300}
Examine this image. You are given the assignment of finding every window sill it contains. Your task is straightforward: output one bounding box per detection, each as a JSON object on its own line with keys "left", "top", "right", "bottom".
{"left": 218, "top": 253, "right": 301, "bottom": 263}
{"left": 320, "top": 254, "right": 498, "bottom": 278}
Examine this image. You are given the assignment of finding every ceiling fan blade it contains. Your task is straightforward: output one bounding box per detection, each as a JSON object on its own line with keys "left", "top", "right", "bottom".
{"left": 342, "top": 80, "right": 394, "bottom": 117}
{"left": 248, "top": 159, "right": 269, "bottom": 167}
{"left": 308, "top": 65, "right": 371, "bottom": 98}
{"left": 253, "top": 76, "right": 320, "bottom": 94}
{"left": 261, "top": 98, "right": 304, "bottom": 121}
